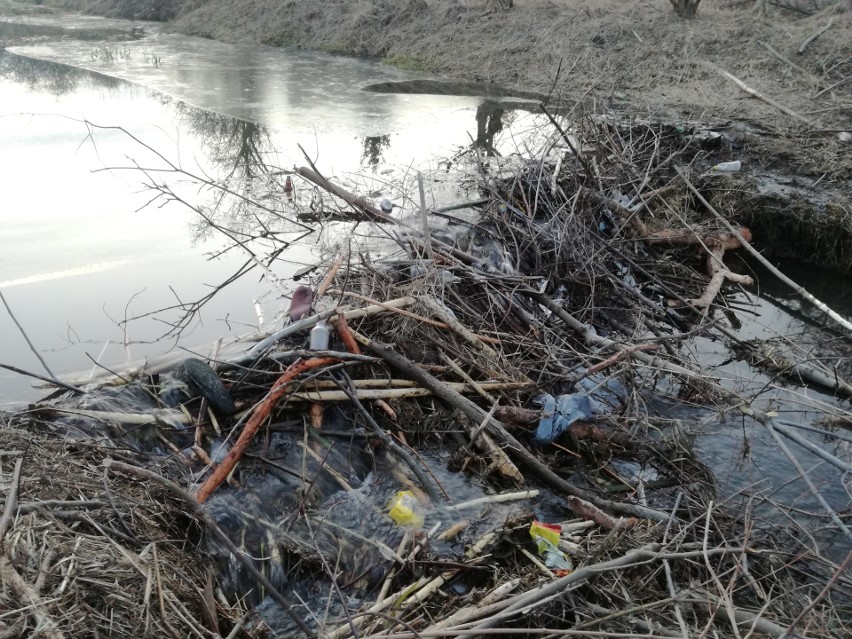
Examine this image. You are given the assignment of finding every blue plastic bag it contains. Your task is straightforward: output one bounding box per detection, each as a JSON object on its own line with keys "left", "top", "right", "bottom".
{"left": 533, "top": 392, "right": 598, "bottom": 444}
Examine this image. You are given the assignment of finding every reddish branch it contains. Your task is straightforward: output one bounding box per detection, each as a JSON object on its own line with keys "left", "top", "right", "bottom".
{"left": 335, "top": 315, "right": 362, "bottom": 355}
{"left": 567, "top": 495, "right": 638, "bottom": 531}
{"left": 195, "top": 356, "right": 339, "bottom": 503}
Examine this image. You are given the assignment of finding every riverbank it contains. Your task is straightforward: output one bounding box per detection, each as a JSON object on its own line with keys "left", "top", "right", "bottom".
{"left": 25, "top": 2, "right": 851, "bottom": 126}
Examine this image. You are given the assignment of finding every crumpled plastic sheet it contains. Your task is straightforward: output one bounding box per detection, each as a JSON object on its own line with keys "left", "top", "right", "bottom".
{"left": 533, "top": 392, "right": 600, "bottom": 444}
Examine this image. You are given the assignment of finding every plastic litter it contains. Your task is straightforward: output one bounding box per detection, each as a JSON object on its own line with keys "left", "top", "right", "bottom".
{"left": 711, "top": 160, "right": 741, "bottom": 172}
{"left": 309, "top": 320, "right": 331, "bottom": 350}
{"left": 387, "top": 490, "right": 425, "bottom": 527}
{"left": 529, "top": 521, "right": 573, "bottom": 575}
{"left": 533, "top": 392, "right": 598, "bottom": 444}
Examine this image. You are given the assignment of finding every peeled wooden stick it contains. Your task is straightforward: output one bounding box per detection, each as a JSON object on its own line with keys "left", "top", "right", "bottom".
{"left": 289, "top": 381, "right": 533, "bottom": 402}
{"left": 195, "top": 357, "right": 339, "bottom": 503}
{"left": 50, "top": 407, "right": 192, "bottom": 425}
{"left": 678, "top": 168, "right": 852, "bottom": 333}
{"left": 689, "top": 244, "right": 754, "bottom": 312}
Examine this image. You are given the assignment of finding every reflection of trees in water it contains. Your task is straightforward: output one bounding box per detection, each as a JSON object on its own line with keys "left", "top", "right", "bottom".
{"left": 361, "top": 135, "right": 391, "bottom": 169}
{"left": 0, "top": 51, "right": 123, "bottom": 96}
{"left": 170, "top": 104, "right": 297, "bottom": 245}
{"left": 174, "top": 104, "right": 277, "bottom": 181}
{"left": 475, "top": 101, "right": 505, "bottom": 156}
{"left": 2, "top": 50, "right": 311, "bottom": 340}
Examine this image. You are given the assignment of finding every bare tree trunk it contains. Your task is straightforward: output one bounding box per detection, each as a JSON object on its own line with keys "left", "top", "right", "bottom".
{"left": 668, "top": 0, "right": 702, "bottom": 18}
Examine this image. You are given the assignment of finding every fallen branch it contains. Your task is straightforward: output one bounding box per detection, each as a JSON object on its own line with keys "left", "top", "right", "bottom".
{"left": 297, "top": 166, "right": 394, "bottom": 224}
{"left": 798, "top": 18, "right": 833, "bottom": 55}
{"left": 0, "top": 457, "right": 24, "bottom": 543}
{"left": 0, "top": 362, "right": 87, "bottom": 395}
{"left": 195, "top": 356, "right": 339, "bottom": 503}
{"left": 697, "top": 60, "right": 815, "bottom": 127}
{"left": 566, "top": 495, "right": 639, "bottom": 531}
{"left": 1, "top": 290, "right": 58, "bottom": 381}
{"left": 678, "top": 168, "right": 852, "bottom": 333}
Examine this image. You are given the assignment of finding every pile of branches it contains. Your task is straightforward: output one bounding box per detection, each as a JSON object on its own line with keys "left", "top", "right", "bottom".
{"left": 2, "top": 112, "right": 850, "bottom": 638}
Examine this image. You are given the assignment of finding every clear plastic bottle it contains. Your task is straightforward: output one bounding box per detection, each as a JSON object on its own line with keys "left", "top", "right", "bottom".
{"left": 309, "top": 320, "right": 331, "bottom": 350}
{"left": 711, "top": 160, "right": 741, "bottom": 172}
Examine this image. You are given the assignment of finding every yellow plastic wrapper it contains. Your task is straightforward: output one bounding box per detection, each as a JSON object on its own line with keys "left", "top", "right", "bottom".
{"left": 387, "top": 490, "right": 424, "bottom": 527}
{"left": 529, "top": 521, "right": 573, "bottom": 575}
{"left": 529, "top": 521, "right": 561, "bottom": 552}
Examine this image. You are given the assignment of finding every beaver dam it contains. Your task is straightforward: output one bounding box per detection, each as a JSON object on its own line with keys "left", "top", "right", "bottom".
{"left": 1, "top": 111, "right": 850, "bottom": 638}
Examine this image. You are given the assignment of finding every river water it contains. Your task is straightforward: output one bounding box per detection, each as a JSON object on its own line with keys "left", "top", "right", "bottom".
{"left": 0, "top": 5, "right": 533, "bottom": 405}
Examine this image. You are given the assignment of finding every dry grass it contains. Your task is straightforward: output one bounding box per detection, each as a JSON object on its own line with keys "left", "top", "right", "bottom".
{"left": 164, "top": 0, "right": 852, "bottom": 128}
{"left": 0, "top": 420, "right": 223, "bottom": 638}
